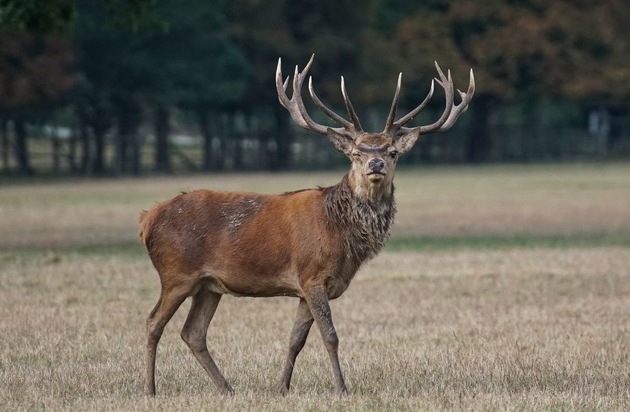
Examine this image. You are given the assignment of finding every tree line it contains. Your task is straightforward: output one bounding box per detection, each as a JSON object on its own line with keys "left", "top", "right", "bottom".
{"left": 1, "top": 0, "right": 629, "bottom": 176}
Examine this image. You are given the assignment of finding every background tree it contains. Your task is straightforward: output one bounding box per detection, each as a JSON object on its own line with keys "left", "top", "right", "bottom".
{"left": 0, "top": 0, "right": 159, "bottom": 34}
{"left": 1, "top": 0, "right": 160, "bottom": 175}
{"left": 0, "top": 30, "right": 74, "bottom": 174}
{"left": 1, "top": 0, "right": 629, "bottom": 176}
{"left": 72, "top": 0, "right": 248, "bottom": 174}
{"left": 145, "top": 0, "right": 249, "bottom": 172}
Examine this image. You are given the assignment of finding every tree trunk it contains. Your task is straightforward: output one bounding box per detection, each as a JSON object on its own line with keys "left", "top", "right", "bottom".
{"left": 91, "top": 124, "right": 107, "bottom": 176}
{"left": 591, "top": 105, "right": 611, "bottom": 158}
{"left": 258, "top": 128, "right": 270, "bottom": 170}
{"left": 52, "top": 137, "right": 61, "bottom": 174}
{"left": 232, "top": 113, "right": 244, "bottom": 170}
{"left": 273, "top": 107, "right": 291, "bottom": 170}
{"left": 465, "top": 94, "right": 493, "bottom": 163}
{"left": 197, "top": 107, "right": 213, "bottom": 171}
{"left": 78, "top": 120, "right": 91, "bottom": 175}
{"left": 116, "top": 99, "right": 142, "bottom": 175}
{"left": 114, "top": 120, "right": 129, "bottom": 175}
{"left": 13, "top": 117, "right": 34, "bottom": 175}
{"left": 68, "top": 130, "right": 78, "bottom": 174}
{"left": 1, "top": 118, "right": 9, "bottom": 172}
{"left": 216, "top": 112, "right": 227, "bottom": 171}
{"left": 130, "top": 129, "right": 141, "bottom": 176}
{"left": 154, "top": 104, "right": 170, "bottom": 173}
{"left": 77, "top": 101, "right": 111, "bottom": 176}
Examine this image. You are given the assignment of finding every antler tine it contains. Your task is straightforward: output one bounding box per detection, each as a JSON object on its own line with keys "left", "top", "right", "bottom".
{"left": 386, "top": 61, "right": 451, "bottom": 137}
{"left": 432, "top": 68, "right": 475, "bottom": 131}
{"left": 340, "top": 77, "right": 363, "bottom": 133}
{"left": 291, "top": 58, "right": 316, "bottom": 128}
{"left": 390, "top": 78, "right": 434, "bottom": 133}
{"left": 400, "top": 66, "right": 475, "bottom": 135}
{"left": 275, "top": 55, "right": 328, "bottom": 135}
{"left": 393, "top": 61, "right": 477, "bottom": 137}
{"left": 414, "top": 62, "right": 455, "bottom": 135}
{"left": 282, "top": 76, "right": 290, "bottom": 94}
{"left": 308, "top": 77, "right": 355, "bottom": 132}
{"left": 276, "top": 54, "right": 359, "bottom": 137}
{"left": 383, "top": 73, "right": 402, "bottom": 135}
{"left": 276, "top": 58, "right": 290, "bottom": 109}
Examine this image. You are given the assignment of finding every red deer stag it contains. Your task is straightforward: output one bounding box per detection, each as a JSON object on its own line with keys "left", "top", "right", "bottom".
{"left": 140, "top": 55, "right": 474, "bottom": 396}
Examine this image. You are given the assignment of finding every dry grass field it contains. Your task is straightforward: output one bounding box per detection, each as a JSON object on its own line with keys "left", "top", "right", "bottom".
{"left": 1, "top": 163, "right": 629, "bottom": 410}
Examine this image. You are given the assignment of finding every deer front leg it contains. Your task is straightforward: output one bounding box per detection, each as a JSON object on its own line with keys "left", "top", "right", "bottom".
{"left": 278, "top": 298, "right": 314, "bottom": 395}
{"left": 304, "top": 285, "right": 348, "bottom": 396}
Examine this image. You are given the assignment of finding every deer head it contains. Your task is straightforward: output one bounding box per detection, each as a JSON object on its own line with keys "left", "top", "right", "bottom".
{"left": 276, "top": 55, "right": 475, "bottom": 200}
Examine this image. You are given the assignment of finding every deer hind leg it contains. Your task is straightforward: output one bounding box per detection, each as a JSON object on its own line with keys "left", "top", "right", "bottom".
{"left": 304, "top": 285, "right": 348, "bottom": 396}
{"left": 180, "top": 287, "right": 234, "bottom": 395}
{"left": 278, "top": 298, "right": 314, "bottom": 395}
{"left": 145, "top": 283, "right": 191, "bottom": 396}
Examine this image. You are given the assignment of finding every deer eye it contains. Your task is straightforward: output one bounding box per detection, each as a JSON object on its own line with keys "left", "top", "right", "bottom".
{"left": 389, "top": 150, "right": 398, "bottom": 159}
{"left": 352, "top": 151, "right": 361, "bottom": 159}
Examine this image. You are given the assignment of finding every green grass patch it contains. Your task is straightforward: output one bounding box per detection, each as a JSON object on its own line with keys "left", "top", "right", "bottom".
{"left": 1, "top": 242, "right": 146, "bottom": 263}
{"left": 386, "top": 233, "right": 630, "bottom": 251}
{"left": 5, "top": 233, "right": 630, "bottom": 263}
{"left": 71, "top": 242, "right": 147, "bottom": 256}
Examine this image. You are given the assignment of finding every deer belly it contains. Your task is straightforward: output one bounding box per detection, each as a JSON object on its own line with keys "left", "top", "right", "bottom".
{"left": 202, "top": 270, "right": 302, "bottom": 298}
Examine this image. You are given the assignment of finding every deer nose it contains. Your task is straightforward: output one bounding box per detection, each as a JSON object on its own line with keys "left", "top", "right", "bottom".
{"left": 368, "top": 158, "right": 385, "bottom": 172}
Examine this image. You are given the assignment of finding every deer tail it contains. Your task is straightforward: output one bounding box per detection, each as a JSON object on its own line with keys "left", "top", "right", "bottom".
{"left": 138, "top": 209, "right": 153, "bottom": 248}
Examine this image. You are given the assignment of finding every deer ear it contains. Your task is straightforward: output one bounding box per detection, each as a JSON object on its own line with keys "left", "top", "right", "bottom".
{"left": 394, "top": 129, "right": 421, "bottom": 155}
{"left": 327, "top": 128, "right": 354, "bottom": 156}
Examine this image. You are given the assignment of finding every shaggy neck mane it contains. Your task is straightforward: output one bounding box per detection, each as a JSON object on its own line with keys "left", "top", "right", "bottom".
{"left": 323, "top": 173, "right": 397, "bottom": 265}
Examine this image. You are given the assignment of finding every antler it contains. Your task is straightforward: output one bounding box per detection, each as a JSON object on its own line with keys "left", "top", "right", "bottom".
{"left": 384, "top": 62, "right": 475, "bottom": 137}
{"left": 276, "top": 55, "right": 362, "bottom": 137}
